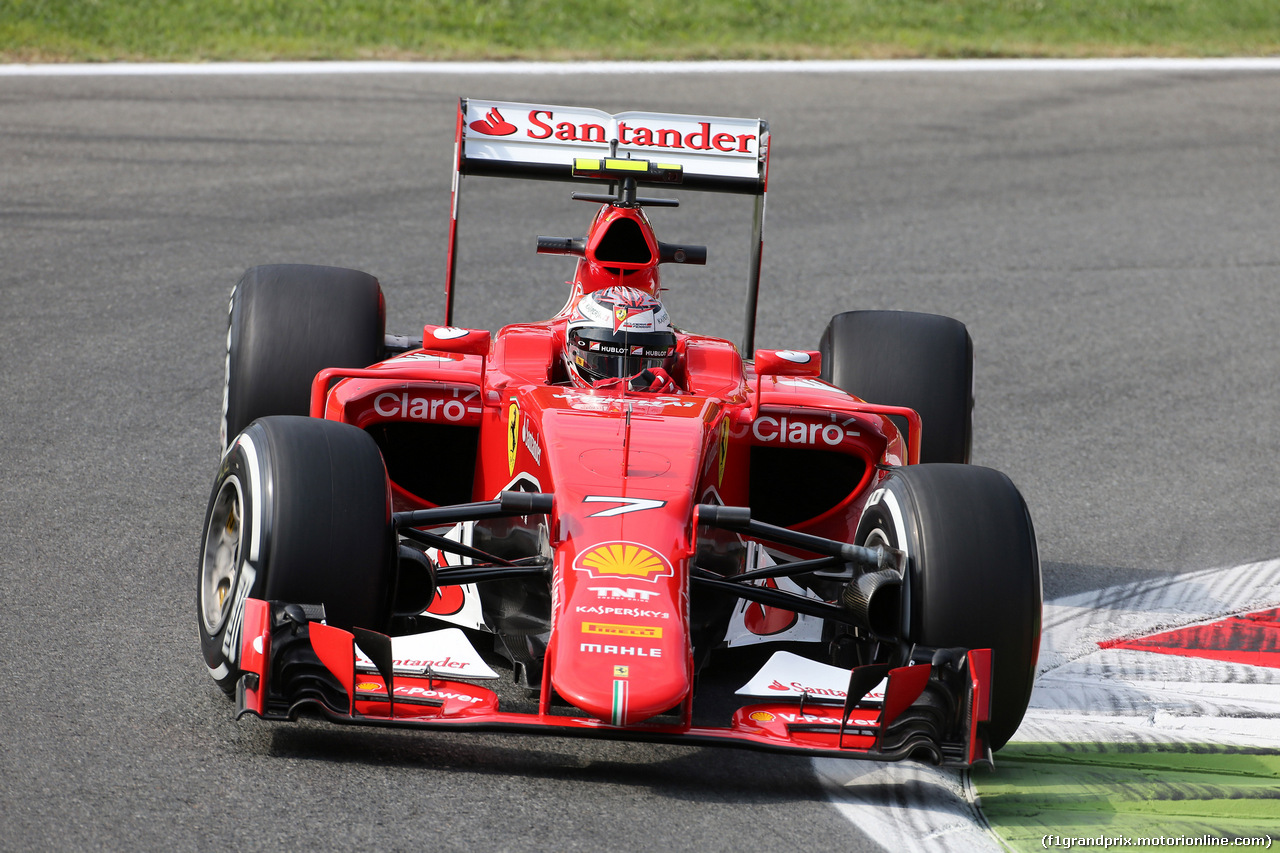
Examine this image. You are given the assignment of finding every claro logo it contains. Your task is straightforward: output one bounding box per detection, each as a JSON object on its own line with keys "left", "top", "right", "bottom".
{"left": 373, "top": 390, "right": 481, "bottom": 423}
{"left": 752, "top": 415, "right": 860, "bottom": 447}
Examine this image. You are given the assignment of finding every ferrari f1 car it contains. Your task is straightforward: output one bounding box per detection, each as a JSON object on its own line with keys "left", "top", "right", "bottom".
{"left": 198, "top": 99, "right": 1041, "bottom": 768}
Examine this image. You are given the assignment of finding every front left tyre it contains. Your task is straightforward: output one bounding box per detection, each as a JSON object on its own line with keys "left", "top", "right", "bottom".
{"left": 197, "top": 415, "right": 395, "bottom": 694}
{"left": 854, "top": 463, "right": 1041, "bottom": 750}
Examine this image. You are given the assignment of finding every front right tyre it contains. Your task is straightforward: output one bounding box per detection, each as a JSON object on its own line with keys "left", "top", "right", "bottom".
{"left": 820, "top": 310, "right": 974, "bottom": 464}
{"left": 197, "top": 415, "right": 395, "bottom": 694}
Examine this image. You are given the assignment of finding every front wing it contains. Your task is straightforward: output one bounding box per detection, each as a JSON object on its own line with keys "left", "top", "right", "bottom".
{"left": 234, "top": 598, "right": 994, "bottom": 767}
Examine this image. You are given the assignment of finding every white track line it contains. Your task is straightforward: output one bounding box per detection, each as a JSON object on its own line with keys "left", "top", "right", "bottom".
{"left": 819, "top": 559, "right": 1280, "bottom": 852}
{"left": 4, "top": 58, "right": 1280, "bottom": 76}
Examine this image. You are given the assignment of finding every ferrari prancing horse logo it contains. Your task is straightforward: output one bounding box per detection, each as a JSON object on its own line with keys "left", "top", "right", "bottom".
{"left": 507, "top": 402, "right": 520, "bottom": 475}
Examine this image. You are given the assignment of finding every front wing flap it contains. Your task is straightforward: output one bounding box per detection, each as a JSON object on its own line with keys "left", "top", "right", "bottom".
{"left": 235, "top": 599, "right": 993, "bottom": 768}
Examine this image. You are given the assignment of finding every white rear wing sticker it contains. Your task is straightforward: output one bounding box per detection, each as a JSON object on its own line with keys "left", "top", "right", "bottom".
{"left": 736, "top": 650, "right": 886, "bottom": 706}
{"left": 458, "top": 99, "right": 768, "bottom": 195}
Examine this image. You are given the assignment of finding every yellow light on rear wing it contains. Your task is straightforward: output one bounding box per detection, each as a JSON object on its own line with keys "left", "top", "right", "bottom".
{"left": 571, "top": 158, "right": 685, "bottom": 185}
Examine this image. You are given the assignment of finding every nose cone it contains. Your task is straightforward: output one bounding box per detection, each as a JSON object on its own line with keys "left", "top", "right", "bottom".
{"left": 549, "top": 540, "right": 691, "bottom": 726}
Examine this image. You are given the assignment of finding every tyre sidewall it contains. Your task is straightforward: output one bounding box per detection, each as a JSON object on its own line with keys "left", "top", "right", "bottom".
{"left": 855, "top": 464, "right": 1042, "bottom": 749}
{"left": 197, "top": 425, "right": 274, "bottom": 692}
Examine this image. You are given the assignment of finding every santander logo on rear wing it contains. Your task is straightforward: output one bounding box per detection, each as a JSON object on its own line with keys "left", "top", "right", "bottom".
{"left": 457, "top": 99, "right": 769, "bottom": 195}
{"left": 445, "top": 98, "right": 772, "bottom": 354}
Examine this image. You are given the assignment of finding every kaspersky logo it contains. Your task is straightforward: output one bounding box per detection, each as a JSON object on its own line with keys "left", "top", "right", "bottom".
{"left": 575, "top": 542, "right": 674, "bottom": 582}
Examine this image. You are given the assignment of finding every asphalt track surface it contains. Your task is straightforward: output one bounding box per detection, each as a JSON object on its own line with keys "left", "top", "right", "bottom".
{"left": 2, "top": 66, "right": 1278, "bottom": 852}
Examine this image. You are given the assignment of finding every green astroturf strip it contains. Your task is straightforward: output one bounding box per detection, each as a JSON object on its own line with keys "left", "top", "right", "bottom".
{"left": 975, "top": 742, "right": 1280, "bottom": 852}
{"left": 3, "top": 0, "right": 1280, "bottom": 61}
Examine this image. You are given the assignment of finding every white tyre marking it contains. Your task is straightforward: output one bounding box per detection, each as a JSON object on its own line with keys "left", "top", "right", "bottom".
{"left": 239, "top": 432, "right": 262, "bottom": 563}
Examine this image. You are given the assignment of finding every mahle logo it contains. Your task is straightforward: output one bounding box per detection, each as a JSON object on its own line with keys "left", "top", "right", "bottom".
{"left": 575, "top": 542, "right": 673, "bottom": 582}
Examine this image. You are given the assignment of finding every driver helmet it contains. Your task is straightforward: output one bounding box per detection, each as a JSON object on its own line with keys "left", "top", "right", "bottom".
{"left": 564, "top": 286, "right": 677, "bottom": 384}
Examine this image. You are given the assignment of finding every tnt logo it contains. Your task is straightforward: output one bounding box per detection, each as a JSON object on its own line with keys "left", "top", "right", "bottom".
{"left": 589, "top": 586, "right": 660, "bottom": 602}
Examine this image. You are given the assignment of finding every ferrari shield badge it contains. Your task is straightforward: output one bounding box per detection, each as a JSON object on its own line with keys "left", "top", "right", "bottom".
{"left": 507, "top": 401, "right": 519, "bottom": 475}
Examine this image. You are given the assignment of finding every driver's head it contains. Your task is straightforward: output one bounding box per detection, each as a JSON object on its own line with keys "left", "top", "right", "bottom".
{"left": 564, "top": 286, "right": 677, "bottom": 385}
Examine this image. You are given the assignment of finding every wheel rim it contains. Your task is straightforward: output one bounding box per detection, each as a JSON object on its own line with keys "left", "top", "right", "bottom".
{"left": 863, "top": 527, "right": 893, "bottom": 550}
{"left": 200, "top": 477, "right": 243, "bottom": 635}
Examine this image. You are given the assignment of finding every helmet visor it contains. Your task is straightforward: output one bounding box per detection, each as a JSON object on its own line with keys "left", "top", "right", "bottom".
{"left": 569, "top": 328, "right": 676, "bottom": 381}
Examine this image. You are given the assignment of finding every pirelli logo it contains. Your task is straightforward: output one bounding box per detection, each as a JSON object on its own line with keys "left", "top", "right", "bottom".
{"left": 582, "top": 622, "right": 663, "bottom": 639}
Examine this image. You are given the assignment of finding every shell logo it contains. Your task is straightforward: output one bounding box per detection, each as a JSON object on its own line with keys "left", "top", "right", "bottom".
{"left": 749, "top": 711, "right": 776, "bottom": 723}
{"left": 355, "top": 682, "right": 383, "bottom": 692}
{"left": 575, "top": 542, "right": 673, "bottom": 582}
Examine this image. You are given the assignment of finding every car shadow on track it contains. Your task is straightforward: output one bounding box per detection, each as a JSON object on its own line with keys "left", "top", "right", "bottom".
{"left": 263, "top": 721, "right": 823, "bottom": 802}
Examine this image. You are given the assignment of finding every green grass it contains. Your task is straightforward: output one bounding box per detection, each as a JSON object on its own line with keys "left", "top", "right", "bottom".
{"left": 3, "top": 0, "right": 1279, "bottom": 62}
{"left": 975, "top": 742, "right": 1280, "bottom": 852}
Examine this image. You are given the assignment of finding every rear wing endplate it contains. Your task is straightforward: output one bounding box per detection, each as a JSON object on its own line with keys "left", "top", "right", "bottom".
{"left": 446, "top": 98, "right": 771, "bottom": 352}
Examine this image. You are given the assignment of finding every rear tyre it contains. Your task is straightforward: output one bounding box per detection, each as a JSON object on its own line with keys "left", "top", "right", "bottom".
{"left": 197, "top": 416, "right": 395, "bottom": 694}
{"left": 820, "top": 310, "right": 973, "bottom": 464}
{"left": 221, "top": 264, "right": 385, "bottom": 451}
{"left": 855, "top": 464, "right": 1041, "bottom": 750}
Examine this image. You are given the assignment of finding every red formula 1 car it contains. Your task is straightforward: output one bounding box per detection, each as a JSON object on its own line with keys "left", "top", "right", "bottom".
{"left": 197, "top": 99, "right": 1041, "bottom": 767}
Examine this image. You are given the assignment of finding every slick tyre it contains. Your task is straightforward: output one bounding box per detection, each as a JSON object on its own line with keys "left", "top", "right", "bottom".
{"left": 197, "top": 416, "right": 395, "bottom": 694}
{"left": 221, "top": 264, "right": 385, "bottom": 452}
{"left": 855, "top": 464, "right": 1041, "bottom": 750}
{"left": 820, "top": 310, "right": 973, "bottom": 464}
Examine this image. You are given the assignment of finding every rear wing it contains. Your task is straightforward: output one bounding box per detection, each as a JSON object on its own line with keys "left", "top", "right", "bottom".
{"left": 446, "top": 98, "right": 771, "bottom": 352}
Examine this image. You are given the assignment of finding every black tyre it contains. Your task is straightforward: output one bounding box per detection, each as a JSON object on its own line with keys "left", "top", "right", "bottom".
{"left": 820, "top": 310, "right": 973, "bottom": 464}
{"left": 221, "top": 264, "right": 385, "bottom": 451}
{"left": 197, "top": 416, "right": 395, "bottom": 694}
{"left": 855, "top": 464, "right": 1041, "bottom": 750}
